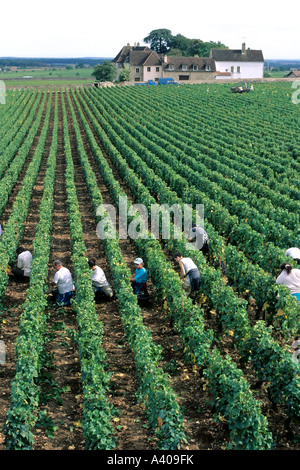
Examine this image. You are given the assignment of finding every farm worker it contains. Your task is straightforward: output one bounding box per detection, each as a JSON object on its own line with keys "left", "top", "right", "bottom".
{"left": 174, "top": 252, "right": 200, "bottom": 297}
{"left": 130, "top": 258, "right": 147, "bottom": 295}
{"left": 88, "top": 258, "right": 113, "bottom": 298}
{"left": 188, "top": 223, "right": 209, "bottom": 254}
{"left": 11, "top": 246, "right": 32, "bottom": 281}
{"left": 52, "top": 260, "right": 75, "bottom": 306}
{"left": 250, "top": 84, "right": 254, "bottom": 91}
{"left": 285, "top": 247, "right": 300, "bottom": 265}
{"left": 276, "top": 263, "right": 300, "bottom": 301}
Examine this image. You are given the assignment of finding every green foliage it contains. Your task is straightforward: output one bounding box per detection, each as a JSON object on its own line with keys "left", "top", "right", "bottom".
{"left": 143, "top": 29, "right": 173, "bottom": 54}
{"left": 66, "top": 88, "right": 187, "bottom": 450}
{"left": 4, "top": 91, "right": 57, "bottom": 449}
{"left": 118, "top": 68, "right": 130, "bottom": 82}
{"left": 61, "top": 92, "right": 117, "bottom": 450}
{"left": 143, "top": 28, "right": 228, "bottom": 56}
{"left": 71, "top": 86, "right": 279, "bottom": 449}
{"left": 1, "top": 82, "right": 299, "bottom": 451}
{"left": 92, "top": 61, "right": 116, "bottom": 82}
{"left": 204, "top": 349, "right": 273, "bottom": 450}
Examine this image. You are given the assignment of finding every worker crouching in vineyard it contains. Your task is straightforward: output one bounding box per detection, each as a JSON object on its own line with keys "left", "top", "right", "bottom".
{"left": 88, "top": 258, "right": 113, "bottom": 299}
{"left": 51, "top": 260, "right": 75, "bottom": 306}
{"left": 130, "top": 258, "right": 148, "bottom": 295}
{"left": 285, "top": 247, "right": 300, "bottom": 266}
{"left": 10, "top": 246, "right": 32, "bottom": 282}
{"left": 187, "top": 223, "right": 209, "bottom": 254}
{"left": 276, "top": 263, "right": 300, "bottom": 301}
{"left": 174, "top": 252, "right": 201, "bottom": 299}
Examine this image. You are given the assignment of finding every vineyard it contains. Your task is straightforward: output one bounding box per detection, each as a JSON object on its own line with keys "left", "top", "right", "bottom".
{"left": 0, "top": 81, "right": 299, "bottom": 451}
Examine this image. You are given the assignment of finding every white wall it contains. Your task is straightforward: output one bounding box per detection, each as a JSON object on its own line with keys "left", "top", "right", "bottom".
{"left": 214, "top": 61, "right": 264, "bottom": 79}
{"left": 143, "top": 66, "right": 163, "bottom": 82}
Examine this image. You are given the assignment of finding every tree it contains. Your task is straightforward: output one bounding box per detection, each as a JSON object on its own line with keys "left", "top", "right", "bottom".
{"left": 187, "top": 39, "right": 209, "bottom": 57}
{"left": 143, "top": 29, "right": 173, "bottom": 54}
{"left": 92, "top": 61, "right": 116, "bottom": 82}
{"left": 118, "top": 68, "right": 130, "bottom": 82}
{"left": 144, "top": 28, "right": 228, "bottom": 57}
{"left": 169, "top": 34, "right": 191, "bottom": 55}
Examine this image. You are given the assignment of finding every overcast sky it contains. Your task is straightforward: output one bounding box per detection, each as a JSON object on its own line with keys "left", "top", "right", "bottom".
{"left": 1, "top": 0, "right": 299, "bottom": 60}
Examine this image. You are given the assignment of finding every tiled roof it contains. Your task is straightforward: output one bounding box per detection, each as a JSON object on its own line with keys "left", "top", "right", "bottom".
{"left": 143, "top": 51, "right": 163, "bottom": 66}
{"left": 215, "top": 71, "right": 232, "bottom": 76}
{"left": 211, "top": 48, "right": 264, "bottom": 62}
{"left": 164, "top": 56, "right": 216, "bottom": 71}
{"left": 112, "top": 45, "right": 162, "bottom": 66}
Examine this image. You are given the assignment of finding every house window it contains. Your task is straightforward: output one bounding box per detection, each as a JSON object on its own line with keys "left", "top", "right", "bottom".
{"left": 231, "top": 66, "right": 234, "bottom": 73}
{"left": 193, "top": 65, "right": 198, "bottom": 71}
{"left": 182, "top": 65, "right": 187, "bottom": 71}
{"left": 237, "top": 66, "right": 240, "bottom": 73}
{"left": 205, "top": 65, "right": 211, "bottom": 71}
{"left": 156, "top": 67, "right": 160, "bottom": 72}
{"left": 147, "top": 67, "right": 151, "bottom": 72}
{"left": 136, "top": 68, "right": 140, "bottom": 73}
{"left": 169, "top": 65, "right": 174, "bottom": 70}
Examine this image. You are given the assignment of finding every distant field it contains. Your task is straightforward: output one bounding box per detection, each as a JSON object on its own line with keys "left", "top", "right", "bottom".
{"left": 265, "top": 70, "right": 290, "bottom": 78}
{"left": 0, "top": 66, "right": 94, "bottom": 86}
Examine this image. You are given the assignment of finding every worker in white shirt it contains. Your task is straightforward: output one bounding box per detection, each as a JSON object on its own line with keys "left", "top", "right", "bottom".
{"left": 276, "top": 263, "right": 300, "bottom": 301}
{"left": 174, "top": 252, "right": 201, "bottom": 297}
{"left": 11, "top": 246, "right": 32, "bottom": 281}
{"left": 88, "top": 258, "right": 113, "bottom": 299}
{"left": 188, "top": 223, "right": 209, "bottom": 254}
{"left": 51, "top": 260, "right": 75, "bottom": 306}
{"left": 285, "top": 247, "right": 300, "bottom": 265}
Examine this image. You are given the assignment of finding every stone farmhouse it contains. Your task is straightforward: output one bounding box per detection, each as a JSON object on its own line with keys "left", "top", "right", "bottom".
{"left": 112, "top": 42, "right": 264, "bottom": 82}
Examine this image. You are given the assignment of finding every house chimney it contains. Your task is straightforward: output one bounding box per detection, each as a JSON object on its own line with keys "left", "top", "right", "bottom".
{"left": 242, "top": 42, "right": 246, "bottom": 54}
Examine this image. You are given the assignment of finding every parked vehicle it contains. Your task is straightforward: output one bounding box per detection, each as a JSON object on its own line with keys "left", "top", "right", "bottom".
{"left": 135, "top": 79, "right": 158, "bottom": 86}
{"left": 158, "top": 77, "right": 179, "bottom": 85}
{"left": 135, "top": 77, "right": 179, "bottom": 86}
{"left": 231, "top": 83, "right": 253, "bottom": 93}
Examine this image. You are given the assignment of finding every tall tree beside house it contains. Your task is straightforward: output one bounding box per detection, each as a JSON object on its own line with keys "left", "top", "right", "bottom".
{"left": 92, "top": 61, "right": 116, "bottom": 82}
{"left": 170, "top": 34, "right": 191, "bottom": 54}
{"left": 187, "top": 39, "right": 228, "bottom": 57}
{"left": 143, "top": 29, "right": 173, "bottom": 54}
{"left": 144, "top": 28, "right": 228, "bottom": 57}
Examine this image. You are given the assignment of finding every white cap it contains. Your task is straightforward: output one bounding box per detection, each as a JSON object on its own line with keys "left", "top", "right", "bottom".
{"left": 134, "top": 258, "right": 143, "bottom": 264}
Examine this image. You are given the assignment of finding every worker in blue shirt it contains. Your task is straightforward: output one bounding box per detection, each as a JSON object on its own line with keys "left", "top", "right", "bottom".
{"left": 130, "top": 257, "right": 147, "bottom": 295}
